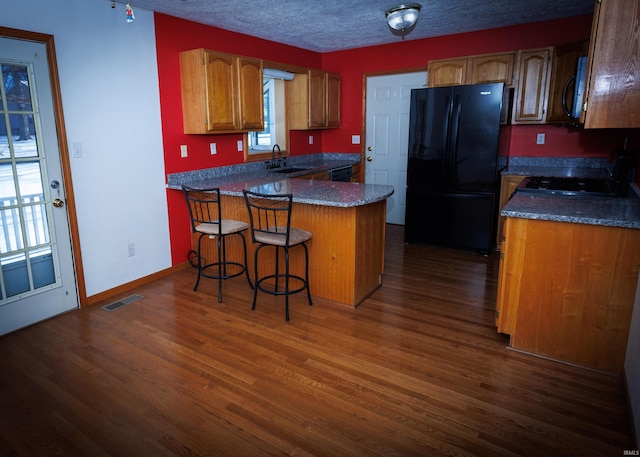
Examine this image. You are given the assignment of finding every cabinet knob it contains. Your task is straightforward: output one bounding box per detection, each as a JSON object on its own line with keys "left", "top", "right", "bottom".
{"left": 366, "top": 156, "right": 373, "bottom": 162}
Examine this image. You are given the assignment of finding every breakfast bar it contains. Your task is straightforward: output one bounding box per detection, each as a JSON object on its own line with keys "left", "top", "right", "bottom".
{"left": 168, "top": 164, "right": 394, "bottom": 307}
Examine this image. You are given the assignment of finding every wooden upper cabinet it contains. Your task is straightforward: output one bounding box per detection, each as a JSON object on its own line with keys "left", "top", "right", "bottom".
{"left": 428, "top": 53, "right": 515, "bottom": 87}
{"left": 582, "top": 0, "right": 640, "bottom": 128}
{"left": 237, "top": 57, "right": 264, "bottom": 130}
{"left": 308, "top": 69, "right": 327, "bottom": 128}
{"left": 546, "top": 41, "right": 588, "bottom": 124}
{"left": 511, "top": 48, "right": 552, "bottom": 124}
{"left": 467, "top": 53, "right": 515, "bottom": 85}
{"left": 326, "top": 72, "right": 341, "bottom": 128}
{"left": 287, "top": 70, "right": 341, "bottom": 130}
{"left": 428, "top": 59, "right": 467, "bottom": 87}
{"left": 179, "top": 49, "right": 263, "bottom": 134}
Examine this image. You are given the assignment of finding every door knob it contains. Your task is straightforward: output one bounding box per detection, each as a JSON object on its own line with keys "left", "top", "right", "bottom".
{"left": 366, "top": 156, "right": 373, "bottom": 162}
{"left": 53, "top": 198, "right": 65, "bottom": 208}
{"left": 367, "top": 146, "right": 373, "bottom": 151}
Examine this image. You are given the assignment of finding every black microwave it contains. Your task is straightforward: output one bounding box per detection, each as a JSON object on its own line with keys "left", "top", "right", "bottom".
{"left": 564, "top": 55, "right": 588, "bottom": 119}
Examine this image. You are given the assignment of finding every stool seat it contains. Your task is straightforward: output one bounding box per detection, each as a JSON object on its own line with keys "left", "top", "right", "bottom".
{"left": 182, "top": 186, "right": 252, "bottom": 303}
{"left": 254, "top": 227, "right": 311, "bottom": 246}
{"left": 196, "top": 220, "right": 249, "bottom": 236}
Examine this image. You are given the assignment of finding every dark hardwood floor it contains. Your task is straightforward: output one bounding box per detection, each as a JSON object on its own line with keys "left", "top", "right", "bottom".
{"left": 0, "top": 224, "right": 634, "bottom": 456}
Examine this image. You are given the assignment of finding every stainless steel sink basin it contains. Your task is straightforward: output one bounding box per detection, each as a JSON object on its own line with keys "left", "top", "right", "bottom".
{"left": 271, "top": 167, "right": 311, "bottom": 174}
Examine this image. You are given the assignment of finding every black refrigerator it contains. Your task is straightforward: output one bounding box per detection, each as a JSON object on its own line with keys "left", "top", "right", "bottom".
{"left": 404, "top": 82, "right": 504, "bottom": 253}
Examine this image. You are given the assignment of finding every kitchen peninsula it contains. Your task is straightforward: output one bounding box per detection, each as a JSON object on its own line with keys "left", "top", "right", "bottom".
{"left": 497, "top": 190, "right": 640, "bottom": 374}
{"left": 167, "top": 156, "right": 394, "bottom": 307}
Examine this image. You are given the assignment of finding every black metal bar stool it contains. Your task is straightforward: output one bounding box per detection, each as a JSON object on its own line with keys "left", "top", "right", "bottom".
{"left": 182, "top": 186, "right": 252, "bottom": 302}
{"left": 242, "top": 189, "right": 312, "bottom": 321}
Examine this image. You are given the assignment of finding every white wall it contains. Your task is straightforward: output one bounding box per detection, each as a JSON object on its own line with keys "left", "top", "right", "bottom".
{"left": 2, "top": 0, "right": 171, "bottom": 296}
{"left": 625, "top": 272, "right": 640, "bottom": 447}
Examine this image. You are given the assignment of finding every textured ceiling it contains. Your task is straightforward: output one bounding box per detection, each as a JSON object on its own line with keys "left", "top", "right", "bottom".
{"left": 121, "top": 0, "right": 595, "bottom": 52}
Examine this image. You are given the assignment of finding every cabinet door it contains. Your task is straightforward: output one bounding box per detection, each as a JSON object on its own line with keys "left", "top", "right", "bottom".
{"left": 512, "top": 48, "right": 552, "bottom": 124}
{"left": 468, "top": 53, "right": 515, "bottom": 85}
{"left": 583, "top": 0, "right": 640, "bottom": 128}
{"left": 428, "top": 59, "right": 467, "bottom": 87}
{"left": 237, "top": 57, "right": 264, "bottom": 130}
{"left": 326, "top": 72, "right": 341, "bottom": 128}
{"left": 308, "top": 70, "right": 327, "bottom": 128}
{"left": 205, "top": 52, "right": 238, "bottom": 131}
{"left": 546, "top": 42, "right": 588, "bottom": 124}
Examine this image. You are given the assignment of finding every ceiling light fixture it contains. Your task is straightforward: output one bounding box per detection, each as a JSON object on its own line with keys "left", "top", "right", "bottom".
{"left": 385, "top": 3, "right": 422, "bottom": 39}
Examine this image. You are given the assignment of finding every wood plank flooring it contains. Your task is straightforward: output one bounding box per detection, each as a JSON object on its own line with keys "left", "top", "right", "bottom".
{"left": 0, "top": 224, "right": 634, "bottom": 456}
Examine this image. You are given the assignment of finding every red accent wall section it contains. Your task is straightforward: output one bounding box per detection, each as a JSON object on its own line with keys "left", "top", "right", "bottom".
{"left": 157, "top": 12, "right": 635, "bottom": 266}
{"left": 321, "top": 15, "right": 597, "bottom": 154}
{"left": 155, "top": 13, "right": 322, "bottom": 264}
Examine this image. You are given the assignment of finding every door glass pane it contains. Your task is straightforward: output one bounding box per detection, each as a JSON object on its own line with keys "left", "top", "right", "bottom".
{"left": 8, "top": 113, "right": 37, "bottom": 158}
{"left": 2, "top": 64, "right": 33, "bottom": 111}
{"left": 0, "top": 60, "right": 58, "bottom": 303}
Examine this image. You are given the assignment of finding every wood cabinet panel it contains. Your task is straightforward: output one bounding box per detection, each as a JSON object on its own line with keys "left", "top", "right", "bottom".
{"left": 512, "top": 48, "right": 552, "bottom": 124}
{"left": 468, "top": 53, "right": 515, "bottom": 85}
{"left": 179, "top": 49, "right": 264, "bottom": 134}
{"left": 583, "top": 0, "right": 640, "bottom": 128}
{"left": 428, "top": 59, "right": 467, "bottom": 87}
{"left": 497, "top": 217, "right": 640, "bottom": 373}
{"left": 326, "top": 72, "right": 341, "bottom": 128}
{"left": 428, "top": 53, "right": 515, "bottom": 87}
{"left": 237, "top": 57, "right": 264, "bottom": 130}
{"left": 496, "top": 174, "right": 525, "bottom": 248}
{"left": 288, "top": 70, "right": 341, "bottom": 130}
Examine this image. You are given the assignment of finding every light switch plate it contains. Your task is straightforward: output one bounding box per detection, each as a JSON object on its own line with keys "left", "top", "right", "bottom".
{"left": 180, "top": 145, "right": 188, "bottom": 158}
{"left": 351, "top": 135, "right": 361, "bottom": 145}
{"left": 309, "top": 135, "right": 314, "bottom": 145}
{"left": 536, "top": 133, "right": 545, "bottom": 145}
{"left": 210, "top": 143, "right": 217, "bottom": 155}
{"left": 237, "top": 140, "right": 243, "bottom": 152}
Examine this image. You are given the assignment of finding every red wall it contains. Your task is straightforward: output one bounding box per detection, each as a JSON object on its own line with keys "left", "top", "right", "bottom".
{"left": 156, "top": 12, "right": 633, "bottom": 266}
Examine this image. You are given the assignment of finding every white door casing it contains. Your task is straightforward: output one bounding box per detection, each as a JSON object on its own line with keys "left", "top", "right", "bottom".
{"left": 364, "top": 72, "right": 427, "bottom": 225}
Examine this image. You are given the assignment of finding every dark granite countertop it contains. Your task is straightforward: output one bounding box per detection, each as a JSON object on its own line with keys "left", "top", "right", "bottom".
{"left": 166, "top": 153, "right": 394, "bottom": 208}
{"left": 502, "top": 193, "right": 640, "bottom": 229}
{"left": 500, "top": 156, "right": 640, "bottom": 229}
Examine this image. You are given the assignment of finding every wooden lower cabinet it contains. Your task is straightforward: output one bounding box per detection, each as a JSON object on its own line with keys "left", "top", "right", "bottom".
{"left": 496, "top": 217, "right": 640, "bottom": 373}
{"left": 194, "top": 195, "right": 387, "bottom": 307}
{"left": 496, "top": 174, "right": 525, "bottom": 248}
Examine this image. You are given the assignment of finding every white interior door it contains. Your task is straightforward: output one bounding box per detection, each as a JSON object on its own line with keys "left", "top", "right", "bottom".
{"left": 364, "top": 72, "right": 426, "bottom": 225}
{"left": 0, "top": 37, "right": 78, "bottom": 335}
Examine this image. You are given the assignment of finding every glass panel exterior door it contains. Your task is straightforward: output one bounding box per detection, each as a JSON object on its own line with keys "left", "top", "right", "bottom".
{"left": 0, "top": 63, "right": 57, "bottom": 302}
{"left": 0, "top": 36, "right": 78, "bottom": 335}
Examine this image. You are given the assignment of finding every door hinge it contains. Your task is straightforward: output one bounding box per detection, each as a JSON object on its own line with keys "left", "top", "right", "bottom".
{"left": 495, "top": 309, "right": 500, "bottom": 318}
{"left": 500, "top": 251, "right": 504, "bottom": 260}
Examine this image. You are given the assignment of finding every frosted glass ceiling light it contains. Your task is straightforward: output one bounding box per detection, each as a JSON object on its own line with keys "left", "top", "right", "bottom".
{"left": 385, "top": 3, "right": 422, "bottom": 38}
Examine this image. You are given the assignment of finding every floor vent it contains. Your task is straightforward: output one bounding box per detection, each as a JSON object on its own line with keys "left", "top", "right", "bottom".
{"left": 102, "top": 294, "right": 144, "bottom": 312}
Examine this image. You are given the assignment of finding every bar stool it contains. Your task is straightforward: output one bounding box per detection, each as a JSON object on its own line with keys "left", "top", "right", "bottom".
{"left": 182, "top": 186, "right": 252, "bottom": 302}
{"left": 242, "top": 189, "right": 312, "bottom": 321}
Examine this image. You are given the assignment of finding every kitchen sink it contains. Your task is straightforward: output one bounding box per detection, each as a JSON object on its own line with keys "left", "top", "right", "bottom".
{"left": 271, "top": 167, "right": 311, "bottom": 174}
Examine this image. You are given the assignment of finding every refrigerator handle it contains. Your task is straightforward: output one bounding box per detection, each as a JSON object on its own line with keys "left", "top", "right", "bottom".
{"left": 450, "top": 95, "right": 461, "bottom": 176}
{"left": 443, "top": 94, "right": 451, "bottom": 157}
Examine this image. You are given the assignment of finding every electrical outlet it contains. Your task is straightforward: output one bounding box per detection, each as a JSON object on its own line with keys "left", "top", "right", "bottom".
{"left": 309, "top": 135, "right": 314, "bottom": 145}
{"left": 237, "top": 140, "right": 243, "bottom": 152}
{"left": 127, "top": 242, "right": 135, "bottom": 257}
{"left": 210, "top": 143, "right": 217, "bottom": 155}
{"left": 351, "top": 135, "right": 361, "bottom": 145}
{"left": 536, "top": 133, "right": 545, "bottom": 145}
{"left": 180, "top": 145, "right": 188, "bottom": 158}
